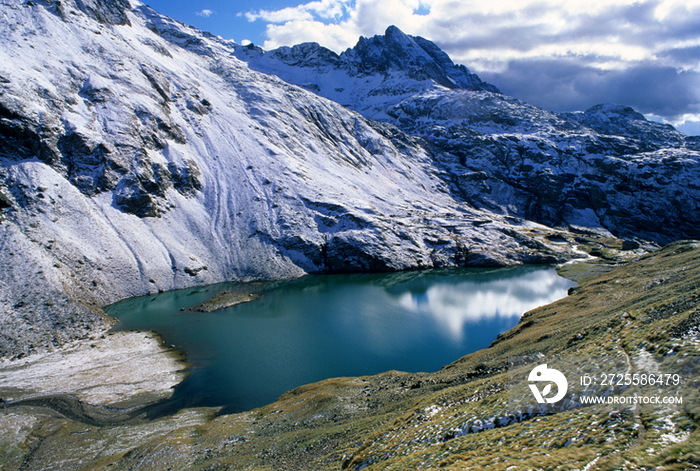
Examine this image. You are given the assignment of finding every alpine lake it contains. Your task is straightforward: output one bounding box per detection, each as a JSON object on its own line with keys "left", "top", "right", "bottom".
{"left": 105, "top": 266, "right": 575, "bottom": 414}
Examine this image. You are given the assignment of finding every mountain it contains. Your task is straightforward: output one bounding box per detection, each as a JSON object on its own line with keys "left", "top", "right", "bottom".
{"left": 235, "top": 27, "right": 700, "bottom": 244}
{"left": 234, "top": 25, "right": 499, "bottom": 120}
{"left": 0, "top": 0, "right": 586, "bottom": 357}
{"left": 1, "top": 2, "right": 700, "bottom": 469}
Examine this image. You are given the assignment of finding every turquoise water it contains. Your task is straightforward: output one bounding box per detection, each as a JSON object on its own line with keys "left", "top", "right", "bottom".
{"left": 106, "top": 266, "right": 574, "bottom": 413}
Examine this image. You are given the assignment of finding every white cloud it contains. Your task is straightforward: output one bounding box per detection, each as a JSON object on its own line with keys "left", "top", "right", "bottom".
{"left": 244, "top": 0, "right": 353, "bottom": 23}
{"left": 244, "top": 0, "right": 429, "bottom": 52}
{"left": 242, "top": 0, "right": 700, "bottom": 124}
{"left": 677, "top": 119, "right": 700, "bottom": 136}
{"left": 196, "top": 9, "right": 214, "bottom": 18}
{"left": 261, "top": 20, "right": 362, "bottom": 52}
{"left": 650, "top": 113, "right": 700, "bottom": 136}
{"left": 243, "top": 0, "right": 700, "bottom": 61}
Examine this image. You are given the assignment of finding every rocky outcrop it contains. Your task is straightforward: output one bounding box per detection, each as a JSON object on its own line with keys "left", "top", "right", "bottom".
{"left": 74, "top": 0, "right": 132, "bottom": 26}
{"left": 33, "top": 0, "right": 132, "bottom": 25}
{"left": 343, "top": 26, "right": 499, "bottom": 92}
{"left": 414, "top": 98, "right": 700, "bottom": 243}
{"left": 0, "top": 52, "right": 198, "bottom": 219}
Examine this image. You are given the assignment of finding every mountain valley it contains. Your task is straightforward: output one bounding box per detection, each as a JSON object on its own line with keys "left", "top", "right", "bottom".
{"left": 0, "top": 1, "right": 699, "bottom": 469}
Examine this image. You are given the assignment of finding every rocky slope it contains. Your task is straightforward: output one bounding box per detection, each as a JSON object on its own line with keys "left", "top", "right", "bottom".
{"left": 237, "top": 27, "right": 700, "bottom": 244}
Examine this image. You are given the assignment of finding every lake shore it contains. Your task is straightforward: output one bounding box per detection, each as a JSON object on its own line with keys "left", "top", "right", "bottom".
{"left": 0, "top": 331, "right": 188, "bottom": 408}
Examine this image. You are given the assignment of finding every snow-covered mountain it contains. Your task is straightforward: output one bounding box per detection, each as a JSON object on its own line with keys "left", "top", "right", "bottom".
{"left": 234, "top": 25, "right": 499, "bottom": 121}
{"left": 235, "top": 27, "right": 700, "bottom": 244}
{"left": 0, "top": 0, "right": 697, "bottom": 358}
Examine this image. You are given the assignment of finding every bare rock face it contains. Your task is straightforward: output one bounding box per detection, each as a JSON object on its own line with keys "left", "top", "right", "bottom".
{"left": 415, "top": 98, "right": 700, "bottom": 243}
{"left": 0, "top": 54, "right": 198, "bottom": 220}
{"left": 0, "top": 99, "right": 197, "bottom": 218}
{"left": 36, "top": 0, "right": 132, "bottom": 25}
{"left": 346, "top": 26, "right": 500, "bottom": 92}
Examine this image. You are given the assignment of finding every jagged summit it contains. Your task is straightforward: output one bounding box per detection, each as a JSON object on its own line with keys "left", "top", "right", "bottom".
{"left": 234, "top": 26, "right": 499, "bottom": 118}
{"left": 343, "top": 26, "right": 500, "bottom": 92}
{"left": 240, "top": 26, "right": 498, "bottom": 93}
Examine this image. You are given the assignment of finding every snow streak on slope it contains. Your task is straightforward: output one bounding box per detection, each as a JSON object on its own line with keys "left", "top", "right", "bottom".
{"left": 0, "top": 1, "right": 575, "bottom": 357}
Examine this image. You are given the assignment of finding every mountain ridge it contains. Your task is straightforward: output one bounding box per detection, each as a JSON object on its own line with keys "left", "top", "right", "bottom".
{"left": 234, "top": 25, "right": 500, "bottom": 120}
{"left": 235, "top": 27, "right": 700, "bottom": 243}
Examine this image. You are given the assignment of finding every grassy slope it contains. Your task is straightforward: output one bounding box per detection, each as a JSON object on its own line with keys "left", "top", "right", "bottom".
{"left": 3, "top": 241, "right": 699, "bottom": 471}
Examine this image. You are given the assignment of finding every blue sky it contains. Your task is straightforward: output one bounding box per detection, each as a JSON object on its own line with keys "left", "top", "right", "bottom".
{"left": 139, "top": 0, "right": 280, "bottom": 46}
{"left": 139, "top": 0, "right": 700, "bottom": 135}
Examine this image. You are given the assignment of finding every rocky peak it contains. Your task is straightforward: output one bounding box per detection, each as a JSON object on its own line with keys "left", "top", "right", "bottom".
{"left": 584, "top": 103, "right": 647, "bottom": 123}
{"left": 564, "top": 103, "right": 685, "bottom": 144}
{"left": 267, "top": 42, "right": 342, "bottom": 68}
{"left": 76, "top": 0, "right": 132, "bottom": 25}
{"left": 349, "top": 25, "right": 430, "bottom": 72}
{"left": 342, "top": 26, "right": 500, "bottom": 92}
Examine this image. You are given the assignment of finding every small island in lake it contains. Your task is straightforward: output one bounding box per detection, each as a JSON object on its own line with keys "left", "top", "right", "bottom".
{"left": 183, "top": 291, "right": 262, "bottom": 313}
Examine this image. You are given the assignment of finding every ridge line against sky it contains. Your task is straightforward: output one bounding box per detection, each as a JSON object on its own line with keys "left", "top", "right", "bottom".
{"left": 142, "top": 0, "right": 700, "bottom": 135}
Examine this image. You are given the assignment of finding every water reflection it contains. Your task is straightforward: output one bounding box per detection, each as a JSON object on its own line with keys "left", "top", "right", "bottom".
{"left": 107, "top": 266, "right": 574, "bottom": 412}
{"left": 393, "top": 268, "right": 572, "bottom": 341}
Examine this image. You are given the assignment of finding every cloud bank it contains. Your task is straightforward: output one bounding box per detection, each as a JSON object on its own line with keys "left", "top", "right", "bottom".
{"left": 243, "top": 0, "right": 700, "bottom": 133}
